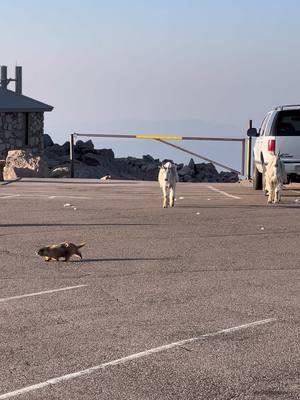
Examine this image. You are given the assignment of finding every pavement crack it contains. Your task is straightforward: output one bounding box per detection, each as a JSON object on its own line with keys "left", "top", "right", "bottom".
{"left": 179, "top": 345, "right": 193, "bottom": 352}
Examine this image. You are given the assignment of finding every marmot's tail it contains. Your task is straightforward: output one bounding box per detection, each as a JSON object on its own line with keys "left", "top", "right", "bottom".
{"left": 77, "top": 242, "right": 86, "bottom": 249}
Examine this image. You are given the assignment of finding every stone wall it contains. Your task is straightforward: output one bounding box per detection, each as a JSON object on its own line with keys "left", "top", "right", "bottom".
{"left": 0, "top": 112, "right": 44, "bottom": 158}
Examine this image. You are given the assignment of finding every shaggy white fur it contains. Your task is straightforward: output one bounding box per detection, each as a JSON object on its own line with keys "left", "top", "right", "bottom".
{"left": 158, "top": 161, "right": 178, "bottom": 208}
{"left": 264, "top": 153, "right": 286, "bottom": 204}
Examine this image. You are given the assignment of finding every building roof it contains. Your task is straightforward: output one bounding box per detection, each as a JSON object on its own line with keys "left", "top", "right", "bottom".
{"left": 0, "top": 87, "right": 53, "bottom": 112}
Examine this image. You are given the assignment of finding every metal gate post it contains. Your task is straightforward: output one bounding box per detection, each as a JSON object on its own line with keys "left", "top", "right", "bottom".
{"left": 246, "top": 120, "right": 252, "bottom": 179}
{"left": 241, "top": 139, "right": 245, "bottom": 176}
{"left": 70, "top": 133, "right": 75, "bottom": 178}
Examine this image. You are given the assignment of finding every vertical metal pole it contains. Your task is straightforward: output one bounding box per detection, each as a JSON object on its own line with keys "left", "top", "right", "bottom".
{"left": 15, "top": 66, "right": 22, "bottom": 94}
{"left": 1, "top": 66, "right": 8, "bottom": 88}
{"left": 70, "top": 133, "right": 75, "bottom": 178}
{"left": 241, "top": 139, "right": 245, "bottom": 176}
{"left": 246, "top": 120, "right": 253, "bottom": 179}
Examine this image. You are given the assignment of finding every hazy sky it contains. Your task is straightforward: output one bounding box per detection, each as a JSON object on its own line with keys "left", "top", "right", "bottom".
{"left": 1, "top": 0, "right": 300, "bottom": 167}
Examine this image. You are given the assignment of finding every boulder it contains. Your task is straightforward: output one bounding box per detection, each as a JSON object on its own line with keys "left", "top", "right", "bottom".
{"left": 178, "top": 165, "right": 193, "bottom": 177}
{"left": 75, "top": 139, "right": 94, "bottom": 154}
{"left": 44, "top": 144, "right": 67, "bottom": 158}
{"left": 82, "top": 152, "right": 100, "bottom": 166}
{"left": 195, "top": 162, "right": 218, "bottom": 175}
{"left": 61, "top": 141, "right": 70, "bottom": 154}
{"left": 93, "top": 148, "right": 115, "bottom": 159}
{"left": 0, "top": 160, "right": 5, "bottom": 181}
{"left": 188, "top": 158, "right": 195, "bottom": 170}
{"left": 43, "top": 155, "right": 69, "bottom": 169}
{"left": 4, "top": 150, "right": 48, "bottom": 180}
{"left": 219, "top": 171, "right": 239, "bottom": 183}
{"left": 43, "top": 134, "right": 54, "bottom": 148}
{"left": 194, "top": 162, "right": 219, "bottom": 182}
{"left": 143, "top": 154, "right": 155, "bottom": 163}
{"left": 183, "top": 174, "right": 193, "bottom": 182}
{"left": 74, "top": 163, "right": 111, "bottom": 179}
{"left": 49, "top": 166, "right": 70, "bottom": 178}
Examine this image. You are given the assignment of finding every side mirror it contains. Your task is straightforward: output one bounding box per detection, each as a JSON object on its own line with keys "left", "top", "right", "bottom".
{"left": 247, "top": 127, "right": 258, "bottom": 137}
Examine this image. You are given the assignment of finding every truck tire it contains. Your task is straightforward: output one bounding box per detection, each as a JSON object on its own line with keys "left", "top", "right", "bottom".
{"left": 253, "top": 162, "right": 263, "bottom": 190}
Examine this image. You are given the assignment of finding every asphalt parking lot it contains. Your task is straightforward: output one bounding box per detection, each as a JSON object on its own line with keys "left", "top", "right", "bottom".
{"left": 0, "top": 178, "right": 299, "bottom": 400}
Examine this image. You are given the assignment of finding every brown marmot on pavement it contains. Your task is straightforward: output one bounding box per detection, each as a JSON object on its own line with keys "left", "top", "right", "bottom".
{"left": 37, "top": 242, "right": 86, "bottom": 262}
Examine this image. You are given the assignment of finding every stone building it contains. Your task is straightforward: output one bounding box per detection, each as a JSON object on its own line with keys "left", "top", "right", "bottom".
{"left": 0, "top": 65, "right": 53, "bottom": 158}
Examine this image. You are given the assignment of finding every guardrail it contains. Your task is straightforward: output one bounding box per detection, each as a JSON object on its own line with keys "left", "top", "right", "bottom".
{"left": 69, "top": 133, "right": 248, "bottom": 179}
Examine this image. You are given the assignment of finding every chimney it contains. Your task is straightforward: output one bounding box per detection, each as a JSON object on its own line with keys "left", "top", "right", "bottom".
{"left": 15, "top": 66, "right": 22, "bottom": 94}
{"left": 1, "top": 66, "right": 8, "bottom": 89}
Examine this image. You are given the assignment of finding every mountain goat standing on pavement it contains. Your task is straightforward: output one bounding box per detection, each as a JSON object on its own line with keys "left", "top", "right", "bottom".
{"left": 158, "top": 161, "right": 178, "bottom": 208}
{"left": 264, "top": 153, "right": 286, "bottom": 204}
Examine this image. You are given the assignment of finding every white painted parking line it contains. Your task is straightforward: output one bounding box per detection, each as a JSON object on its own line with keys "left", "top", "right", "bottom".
{"left": 0, "top": 195, "right": 20, "bottom": 199}
{"left": 47, "top": 195, "right": 93, "bottom": 199}
{"left": 0, "top": 194, "right": 93, "bottom": 200}
{"left": 0, "top": 318, "right": 276, "bottom": 399}
{"left": 0, "top": 285, "right": 87, "bottom": 303}
{"left": 207, "top": 185, "right": 241, "bottom": 199}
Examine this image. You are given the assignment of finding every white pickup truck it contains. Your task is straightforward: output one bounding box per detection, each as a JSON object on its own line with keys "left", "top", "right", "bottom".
{"left": 247, "top": 105, "right": 300, "bottom": 189}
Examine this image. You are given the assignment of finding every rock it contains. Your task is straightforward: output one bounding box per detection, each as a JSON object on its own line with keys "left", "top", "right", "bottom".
{"left": 178, "top": 165, "right": 193, "bottom": 177}
{"left": 61, "top": 141, "right": 70, "bottom": 154}
{"left": 44, "top": 144, "right": 67, "bottom": 158}
{"left": 75, "top": 139, "right": 94, "bottom": 154}
{"left": 74, "top": 163, "right": 110, "bottom": 179}
{"left": 38, "top": 134, "right": 240, "bottom": 183}
{"left": 143, "top": 154, "right": 155, "bottom": 163}
{"left": 4, "top": 150, "right": 48, "bottom": 180}
{"left": 219, "top": 171, "right": 239, "bottom": 183}
{"left": 93, "top": 148, "right": 115, "bottom": 159}
{"left": 183, "top": 174, "right": 193, "bottom": 182}
{"left": 49, "top": 166, "right": 70, "bottom": 178}
{"left": 188, "top": 158, "right": 195, "bottom": 170}
{"left": 194, "top": 162, "right": 219, "bottom": 182}
{"left": 195, "top": 162, "right": 218, "bottom": 175}
{"left": 43, "top": 155, "right": 69, "bottom": 169}
{"left": 0, "top": 160, "right": 5, "bottom": 181}
{"left": 82, "top": 153, "right": 100, "bottom": 166}
{"left": 43, "top": 134, "right": 54, "bottom": 148}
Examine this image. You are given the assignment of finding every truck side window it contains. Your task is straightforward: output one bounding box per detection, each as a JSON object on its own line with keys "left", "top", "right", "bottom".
{"left": 264, "top": 112, "right": 276, "bottom": 136}
{"left": 259, "top": 115, "right": 269, "bottom": 136}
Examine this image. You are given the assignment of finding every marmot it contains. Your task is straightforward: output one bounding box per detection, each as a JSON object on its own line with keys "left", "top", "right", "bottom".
{"left": 37, "top": 242, "right": 86, "bottom": 262}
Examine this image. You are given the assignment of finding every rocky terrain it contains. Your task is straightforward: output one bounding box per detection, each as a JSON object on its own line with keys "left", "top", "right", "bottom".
{"left": 2, "top": 134, "right": 239, "bottom": 182}
{"left": 43, "top": 134, "right": 238, "bottom": 182}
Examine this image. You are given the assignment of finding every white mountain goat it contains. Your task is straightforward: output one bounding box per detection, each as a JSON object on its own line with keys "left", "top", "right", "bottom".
{"left": 264, "top": 153, "right": 286, "bottom": 204}
{"left": 158, "top": 161, "right": 178, "bottom": 208}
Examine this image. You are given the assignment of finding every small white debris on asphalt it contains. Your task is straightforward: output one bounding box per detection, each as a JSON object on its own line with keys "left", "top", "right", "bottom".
{"left": 196, "top": 212, "right": 200, "bottom": 215}
{"left": 179, "top": 196, "right": 184, "bottom": 200}
{"left": 64, "top": 203, "right": 72, "bottom": 207}
{"left": 207, "top": 198, "right": 211, "bottom": 201}
{"left": 260, "top": 226, "right": 265, "bottom": 231}
{"left": 294, "top": 199, "right": 299, "bottom": 203}
{"left": 73, "top": 207, "right": 77, "bottom": 211}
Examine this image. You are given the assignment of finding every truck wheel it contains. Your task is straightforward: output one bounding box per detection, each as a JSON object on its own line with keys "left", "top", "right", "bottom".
{"left": 253, "top": 163, "right": 262, "bottom": 190}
